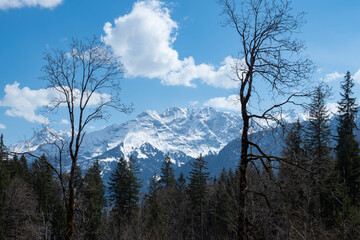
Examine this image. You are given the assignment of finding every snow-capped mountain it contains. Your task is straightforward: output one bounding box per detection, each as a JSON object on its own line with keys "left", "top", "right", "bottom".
{"left": 11, "top": 107, "right": 243, "bottom": 188}
{"left": 79, "top": 107, "right": 242, "bottom": 162}
{"left": 14, "top": 105, "right": 357, "bottom": 190}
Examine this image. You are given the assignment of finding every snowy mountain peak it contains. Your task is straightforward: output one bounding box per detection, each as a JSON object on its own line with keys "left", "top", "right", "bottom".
{"left": 13, "top": 107, "right": 242, "bottom": 160}
{"left": 160, "top": 107, "right": 190, "bottom": 122}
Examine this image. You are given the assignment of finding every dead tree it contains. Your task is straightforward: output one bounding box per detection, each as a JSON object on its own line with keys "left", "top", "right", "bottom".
{"left": 41, "top": 36, "right": 132, "bottom": 240}
{"left": 219, "top": 0, "right": 313, "bottom": 239}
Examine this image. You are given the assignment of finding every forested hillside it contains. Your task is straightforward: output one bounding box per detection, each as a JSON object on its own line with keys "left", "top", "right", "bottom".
{"left": 1, "top": 0, "right": 360, "bottom": 239}
{"left": 1, "top": 72, "right": 360, "bottom": 239}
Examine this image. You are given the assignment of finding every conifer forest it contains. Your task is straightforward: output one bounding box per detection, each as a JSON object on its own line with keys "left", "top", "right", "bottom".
{"left": 1, "top": 0, "right": 360, "bottom": 239}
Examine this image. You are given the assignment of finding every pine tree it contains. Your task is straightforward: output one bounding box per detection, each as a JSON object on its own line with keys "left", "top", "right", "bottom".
{"left": 144, "top": 174, "right": 166, "bottom": 239}
{"left": 158, "top": 153, "right": 176, "bottom": 188}
{"left": 279, "top": 120, "right": 308, "bottom": 237}
{"left": 0, "top": 134, "right": 10, "bottom": 240}
{"left": 305, "top": 84, "right": 332, "bottom": 163}
{"left": 305, "top": 84, "right": 339, "bottom": 226}
{"left": 32, "top": 154, "right": 66, "bottom": 239}
{"left": 80, "top": 159, "right": 105, "bottom": 240}
{"left": 336, "top": 71, "right": 360, "bottom": 204}
{"left": 0, "top": 134, "right": 8, "bottom": 162}
{"left": 11, "top": 154, "right": 20, "bottom": 177}
{"left": 19, "top": 155, "right": 29, "bottom": 179}
{"left": 281, "top": 119, "right": 304, "bottom": 163}
{"left": 214, "top": 168, "right": 236, "bottom": 239}
{"left": 187, "top": 154, "right": 210, "bottom": 240}
{"left": 177, "top": 172, "right": 186, "bottom": 193}
{"left": 108, "top": 157, "right": 140, "bottom": 225}
{"left": 128, "top": 155, "right": 142, "bottom": 203}
{"left": 156, "top": 153, "right": 179, "bottom": 239}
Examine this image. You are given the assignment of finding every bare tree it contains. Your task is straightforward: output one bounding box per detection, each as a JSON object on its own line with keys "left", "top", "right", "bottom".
{"left": 219, "top": 0, "right": 313, "bottom": 238}
{"left": 3, "top": 177, "right": 42, "bottom": 239}
{"left": 41, "top": 36, "right": 132, "bottom": 239}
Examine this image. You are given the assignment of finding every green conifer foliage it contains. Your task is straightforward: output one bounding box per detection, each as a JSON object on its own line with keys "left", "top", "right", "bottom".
{"left": 305, "top": 84, "right": 332, "bottom": 162}
{"left": 19, "top": 155, "right": 29, "bottom": 179}
{"left": 144, "top": 174, "right": 166, "bottom": 239}
{"left": 80, "top": 159, "right": 105, "bottom": 240}
{"left": 336, "top": 71, "right": 360, "bottom": 204}
{"left": 215, "top": 168, "right": 236, "bottom": 239}
{"left": 108, "top": 157, "right": 140, "bottom": 223}
{"left": 305, "top": 84, "right": 339, "bottom": 226}
{"left": 187, "top": 154, "right": 210, "bottom": 240}
{"left": 0, "top": 134, "right": 8, "bottom": 162}
{"left": 159, "top": 153, "right": 176, "bottom": 188}
{"left": 32, "top": 154, "right": 66, "bottom": 239}
{"left": 0, "top": 134, "right": 10, "bottom": 240}
{"left": 177, "top": 172, "right": 186, "bottom": 193}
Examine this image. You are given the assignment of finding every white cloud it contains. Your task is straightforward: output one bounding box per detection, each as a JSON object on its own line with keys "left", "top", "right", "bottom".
{"left": 324, "top": 71, "right": 343, "bottom": 82}
{"left": 353, "top": 69, "right": 360, "bottom": 83}
{"left": 188, "top": 100, "right": 199, "bottom": 106}
{"left": 59, "top": 119, "right": 69, "bottom": 124}
{"left": 0, "top": 82, "right": 51, "bottom": 124}
{"left": 203, "top": 94, "right": 239, "bottom": 111}
{"left": 0, "top": 124, "right": 5, "bottom": 129}
{"left": 0, "top": 82, "right": 111, "bottom": 124}
{"left": 102, "top": 0, "right": 238, "bottom": 89}
{"left": 0, "top": 0, "right": 62, "bottom": 10}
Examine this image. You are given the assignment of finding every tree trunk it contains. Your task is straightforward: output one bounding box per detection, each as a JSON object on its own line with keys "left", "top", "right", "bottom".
{"left": 238, "top": 111, "right": 249, "bottom": 240}
{"left": 65, "top": 159, "right": 76, "bottom": 240}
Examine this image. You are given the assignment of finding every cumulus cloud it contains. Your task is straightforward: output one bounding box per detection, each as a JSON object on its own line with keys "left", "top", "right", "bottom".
{"left": 353, "top": 69, "right": 360, "bottom": 83}
{"left": 102, "top": 0, "right": 238, "bottom": 89}
{"left": 324, "top": 71, "right": 343, "bottom": 82}
{"left": 0, "top": 82, "right": 51, "bottom": 124}
{"left": 0, "top": 82, "right": 111, "bottom": 124}
{"left": 203, "top": 94, "right": 240, "bottom": 111}
{"left": 0, "top": 124, "right": 5, "bottom": 129}
{"left": 0, "top": 0, "right": 62, "bottom": 10}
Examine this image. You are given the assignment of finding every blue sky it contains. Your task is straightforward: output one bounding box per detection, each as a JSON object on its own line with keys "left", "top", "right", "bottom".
{"left": 0, "top": 0, "right": 360, "bottom": 145}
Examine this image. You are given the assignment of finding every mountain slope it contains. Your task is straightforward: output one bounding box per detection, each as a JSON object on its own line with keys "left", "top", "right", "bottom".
{"left": 11, "top": 107, "right": 242, "bottom": 188}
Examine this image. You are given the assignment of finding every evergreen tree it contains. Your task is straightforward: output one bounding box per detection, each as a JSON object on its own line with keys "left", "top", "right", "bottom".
{"left": 19, "top": 155, "right": 29, "bottom": 179}
{"left": 144, "top": 174, "right": 166, "bottom": 239}
{"left": 0, "top": 134, "right": 8, "bottom": 162}
{"left": 214, "top": 168, "right": 236, "bottom": 239}
{"left": 281, "top": 119, "right": 304, "bottom": 163}
{"left": 11, "top": 154, "right": 20, "bottom": 177}
{"left": 0, "top": 134, "right": 9, "bottom": 240}
{"left": 305, "top": 84, "right": 339, "bottom": 226}
{"left": 305, "top": 84, "right": 332, "bottom": 162}
{"left": 279, "top": 120, "right": 308, "bottom": 237}
{"left": 32, "top": 154, "right": 66, "bottom": 239}
{"left": 80, "top": 159, "right": 105, "bottom": 240}
{"left": 155, "top": 153, "right": 179, "bottom": 239}
{"left": 177, "top": 172, "right": 186, "bottom": 193}
{"left": 158, "top": 153, "right": 176, "bottom": 188}
{"left": 336, "top": 71, "right": 360, "bottom": 204}
{"left": 187, "top": 154, "right": 210, "bottom": 240}
{"left": 108, "top": 157, "right": 140, "bottom": 225}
